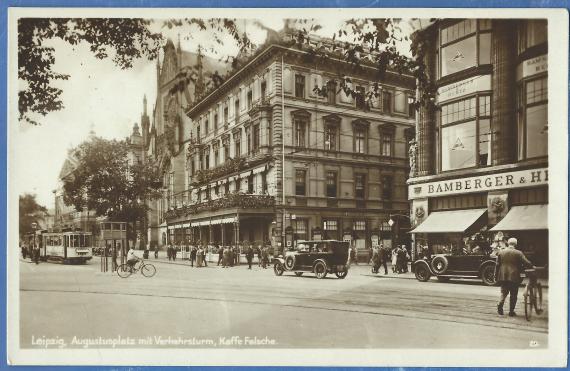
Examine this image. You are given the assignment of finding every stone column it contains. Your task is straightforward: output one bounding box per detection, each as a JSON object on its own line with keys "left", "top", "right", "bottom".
{"left": 491, "top": 20, "right": 517, "bottom": 165}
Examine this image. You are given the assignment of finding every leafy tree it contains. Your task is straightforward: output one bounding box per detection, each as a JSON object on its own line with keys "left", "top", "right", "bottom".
{"left": 62, "top": 137, "right": 162, "bottom": 244}
{"left": 19, "top": 193, "right": 47, "bottom": 238}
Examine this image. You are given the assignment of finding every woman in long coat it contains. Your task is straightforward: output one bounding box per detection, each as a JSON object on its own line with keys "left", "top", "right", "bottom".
{"left": 222, "top": 246, "right": 230, "bottom": 268}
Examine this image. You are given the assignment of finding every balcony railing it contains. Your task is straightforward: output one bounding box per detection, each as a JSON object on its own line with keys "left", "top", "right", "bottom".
{"left": 192, "top": 157, "right": 246, "bottom": 186}
{"left": 165, "top": 193, "right": 275, "bottom": 219}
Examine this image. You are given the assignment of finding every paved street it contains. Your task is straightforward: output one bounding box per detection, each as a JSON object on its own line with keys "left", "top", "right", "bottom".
{"left": 19, "top": 254, "right": 548, "bottom": 349}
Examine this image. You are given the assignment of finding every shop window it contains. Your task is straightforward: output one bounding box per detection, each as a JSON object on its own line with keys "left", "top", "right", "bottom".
{"left": 295, "top": 74, "right": 306, "bottom": 98}
{"left": 518, "top": 76, "right": 548, "bottom": 160}
{"left": 355, "top": 174, "right": 366, "bottom": 199}
{"left": 326, "top": 171, "right": 337, "bottom": 198}
{"left": 518, "top": 20, "right": 547, "bottom": 54}
{"left": 441, "top": 121, "right": 476, "bottom": 171}
{"left": 294, "top": 119, "right": 307, "bottom": 148}
{"left": 295, "top": 169, "right": 306, "bottom": 196}
{"left": 354, "top": 127, "right": 366, "bottom": 154}
{"left": 294, "top": 219, "right": 308, "bottom": 239}
{"left": 353, "top": 220, "right": 366, "bottom": 231}
{"left": 325, "top": 124, "right": 337, "bottom": 151}
{"left": 439, "top": 19, "right": 491, "bottom": 78}
{"left": 323, "top": 220, "right": 338, "bottom": 231}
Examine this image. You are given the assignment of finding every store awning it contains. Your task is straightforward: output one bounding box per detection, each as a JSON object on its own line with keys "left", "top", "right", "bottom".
{"left": 490, "top": 205, "right": 548, "bottom": 231}
{"left": 410, "top": 208, "right": 487, "bottom": 234}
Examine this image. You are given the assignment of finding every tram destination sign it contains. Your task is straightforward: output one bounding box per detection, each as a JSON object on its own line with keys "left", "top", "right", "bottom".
{"left": 409, "top": 167, "right": 548, "bottom": 199}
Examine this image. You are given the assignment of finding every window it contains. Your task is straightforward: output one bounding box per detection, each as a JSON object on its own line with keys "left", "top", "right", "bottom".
{"left": 382, "top": 90, "right": 392, "bottom": 114}
{"left": 325, "top": 125, "right": 337, "bottom": 151}
{"left": 394, "top": 91, "right": 407, "bottom": 113}
{"left": 323, "top": 220, "right": 338, "bottom": 231}
{"left": 295, "top": 74, "right": 305, "bottom": 98}
{"left": 382, "top": 176, "right": 393, "bottom": 200}
{"left": 199, "top": 153, "right": 204, "bottom": 170}
{"left": 355, "top": 86, "right": 366, "bottom": 109}
{"left": 233, "top": 131, "right": 241, "bottom": 157}
{"left": 245, "top": 126, "right": 252, "bottom": 155}
{"left": 294, "top": 219, "right": 308, "bottom": 238}
{"left": 380, "top": 131, "right": 393, "bottom": 157}
{"left": 224, "top": 105, "right": 229, "bottom": 125}
{"left": 262, "top": 171, "right": 268, "bottom": 194}
{"left": 353, "top": 220, "right": 366, "bottom": 231}
{"left": 204, "top": 150, "right": 210, "bottom": 170}
{"left": 294, "top": 119, "right": 306, "bottom": 147}
{"left": 247, "top": 173, "right": 254, "bottom": 194}
{"left": 204, "top": 119, "right": 209, "bottom": 134}
{"left": 223, "top": 138, "right": 230, "bottom": 161}
{"left": 261, "top": 81, "right": 267, "bottom": 100}
{"left": 326, "top": 171, "right": 337, "bottom": 198}
{"left": 327, "top": 81, "right": 337, "bottom": 104}
{"left": 235, "top": 99, "right": 240, "bottom": 121}
{"left": 441, "top": 97, "right": 477, "bottom": 125}
{"left": 408, "top": 97, "right": 416, "bottom": 118}
{"left": 214, "top": 113, "right": 219, "bottom": 131}
{"left": 253, "top": 124, "right": 260, "bottom": 153}
{"left": 518, "top": 20, "right": 547, "bottom": 54}
{"left": 440, "top": 19, "right": 492, "bottom": 78}
{"left": 295, "top": 169, "right": 306, "bottom": 196}
{"left": 355, "top": 174, "right": 365, "bottom": 199}
{"left": 213, "top": 146, "right": 219, "bottom": 167}
{"left": 235, "top": 177, "right": 241, "bottom": 191}
{"left": 518, "top": 76, "right": 548, "bottom": 159}
{"left": 442, "top": 121, "right": 476, "bottom": 171}
{"left": 354, "top": 127, "right": 366, "bottom": 154}
{"left": 225, "top": 182, "right": 230, "bottom": 194}
{"left": 197, "top": 125, "right": 201, "bottom": 140}
{"left": 247, "top": 90, "right": 253, "bottom": 109}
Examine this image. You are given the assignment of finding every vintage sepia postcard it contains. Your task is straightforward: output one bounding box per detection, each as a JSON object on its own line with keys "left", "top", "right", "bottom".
{"left": 5, "top": 6, "right": 568, "bottom": 367}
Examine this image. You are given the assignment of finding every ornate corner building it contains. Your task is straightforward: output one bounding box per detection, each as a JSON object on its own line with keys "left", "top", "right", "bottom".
{"left": 409, "top": 19, "right": 548, "bottom": 265}
{"left": 146, "top": 31, "right": 416, "bottom": 258}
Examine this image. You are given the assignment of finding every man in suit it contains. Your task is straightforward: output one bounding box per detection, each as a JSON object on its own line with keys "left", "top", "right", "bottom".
{"left": 494, "top": 237, "right": 534, "bottom": 316}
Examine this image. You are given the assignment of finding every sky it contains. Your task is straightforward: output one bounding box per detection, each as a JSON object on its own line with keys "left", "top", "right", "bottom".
{"left": 13, "top": 17, "right": 418, "bottom": 210}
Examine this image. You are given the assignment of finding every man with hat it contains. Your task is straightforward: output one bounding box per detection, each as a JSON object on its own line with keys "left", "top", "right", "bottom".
{"left": 494, "top": 237, "right": 534, "bottom": 317}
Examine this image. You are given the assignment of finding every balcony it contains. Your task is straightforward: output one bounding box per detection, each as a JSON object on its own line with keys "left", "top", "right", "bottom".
{"left": 165, "top": 193, "right": 275, "bottom": 219}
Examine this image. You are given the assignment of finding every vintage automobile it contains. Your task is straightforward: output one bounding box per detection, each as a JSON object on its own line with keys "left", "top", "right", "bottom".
{"left": 412, "top": 250, "right": 497, "bottom": 286}
{"left": 273, "top": 240, "right": 350, "bottom": 279}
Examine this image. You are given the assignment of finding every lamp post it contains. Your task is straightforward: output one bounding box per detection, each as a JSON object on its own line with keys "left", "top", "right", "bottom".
{"left": 387, "top": 213, "right": 411, "bottom": 248}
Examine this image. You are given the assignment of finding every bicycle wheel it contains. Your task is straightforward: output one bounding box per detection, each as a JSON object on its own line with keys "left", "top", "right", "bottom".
{"left": 524, "top": 286, "right": 535, "bottom": 321}
{"left": 535, "top": 283, "right": 543, "bottom": 314}
{"left": 141, "top": 263, "right": 156, "bottom": 278}
{"left": 117, "top": 264, "right": 132, "bottom": 278}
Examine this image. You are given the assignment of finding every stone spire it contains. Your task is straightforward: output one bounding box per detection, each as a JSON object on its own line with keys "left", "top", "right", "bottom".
{"left": 194, "top": 44, "right": 205, "bottom": 99}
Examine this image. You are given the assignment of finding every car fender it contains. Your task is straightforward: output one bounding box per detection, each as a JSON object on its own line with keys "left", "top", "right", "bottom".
{"left": 272, "top": 257, "right": 285, "bottom": 265}
{"left": 412, "top": 259, "right": 435, "bottom": 275}
{"left": 479, "top": 259, "right": 496, "bottom": 273}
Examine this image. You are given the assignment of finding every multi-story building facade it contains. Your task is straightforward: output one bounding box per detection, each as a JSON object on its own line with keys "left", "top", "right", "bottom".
{"left": 164, "top": 32, "right": 415, "bottom": 258}
{"left": 143, "top": 39, "right": 230, "bottom": 249}
{"left": 409, "top": 19, "right": 548, "bottom": 265}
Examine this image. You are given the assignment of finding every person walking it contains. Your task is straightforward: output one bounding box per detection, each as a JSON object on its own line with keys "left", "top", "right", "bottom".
{"left": 257, "top": 246, "right": 262, "bottom": 267}
{"left": 246, "top": 245, "right": 254, "bottom": 269}
{"left": 494, "top": 237, "right": 534, "bottom": 317}
{"left": 350, "top": 247, "right": 358, "bottom": 265}
{"left": 368, "top": 247, "right": 373, "bottom": 265}
{"left": 379, "top": 244, "right": 389, "bottom": 275}
{"left": 203, "top": 245, "right": 208, "bottom": 267}
{"left": 391, "top": 248, "right": 398, "bottom": 273}
{"left": 371, "top": 246, "right": 380, "bottom": 273}
{"left": 261, "top": 246, "right": 269, "bottom": 269}
{"left": 33, "top": 243, "right": 40, "bottom": 265}
{"left": 217, "top": 245, "right": 223, "bottom": 266}
{"left": 154, "top": 246, "right": 159, "bottom": 259}
{"left": 233, "top": 245, "right": 240, "bottom": 266}
{"left": 190, "top": 246, "right": 197, "bottom": 267}
{"left": 173, "top": 243, "right": 178, "bottom": 261}
{"left": 222, "top": 246, "right": 230, "bottom": 268}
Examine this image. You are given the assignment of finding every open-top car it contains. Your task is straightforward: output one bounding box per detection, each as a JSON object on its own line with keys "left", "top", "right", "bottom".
{"left": 412, "top": 250, "right": 497, "bottom": 286}
{"left": 273, "top": 240, "right": 350, "bottom": 279}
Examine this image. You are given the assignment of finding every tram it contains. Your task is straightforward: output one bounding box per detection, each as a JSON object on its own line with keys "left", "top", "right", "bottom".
{"left": 40, "top": 231, "right": 93, "bottom": 264}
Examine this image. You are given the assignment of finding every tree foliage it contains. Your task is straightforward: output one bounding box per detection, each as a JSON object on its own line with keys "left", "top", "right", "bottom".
{"left": 62, "top": 137, "right": 162, "bottom": 238}
{"left": 19, "top": 193, "right": 47, "bottom": 238}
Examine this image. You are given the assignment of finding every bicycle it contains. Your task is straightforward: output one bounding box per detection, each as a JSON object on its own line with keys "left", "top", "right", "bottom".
{"left": 117, "top": 259, "right": 156, "bottom": 278}
{"left": 523, "top": 266, "right": 545, "bottom": 321}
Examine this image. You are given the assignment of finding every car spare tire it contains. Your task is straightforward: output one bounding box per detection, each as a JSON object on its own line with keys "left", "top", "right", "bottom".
{"left": 431, "top": 256, "right": 449, "bottom": 274}
{"left": 284, "top": 255, "right": 296, "bottom": 270}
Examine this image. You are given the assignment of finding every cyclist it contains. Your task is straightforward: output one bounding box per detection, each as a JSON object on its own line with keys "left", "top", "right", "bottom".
{"left": 126, "top": 246, "right": 140, "bottom": 272}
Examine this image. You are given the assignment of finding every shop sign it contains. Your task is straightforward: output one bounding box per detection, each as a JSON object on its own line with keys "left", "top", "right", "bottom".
{"left": 437, "top": 75, "right": 491, "bottom": 103}
{"left": 409, "top": 167, "right": 548, "bottom": 199}
{"left": 518, "top": 54, "right": 548, "bottom": 80}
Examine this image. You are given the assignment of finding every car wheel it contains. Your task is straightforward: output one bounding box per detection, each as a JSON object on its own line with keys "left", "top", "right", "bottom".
{"left": 436, "top": 276, "right": 450, "bottom": 282}
{"left": 480, "top": 264, "right": 496, "bottom": 286}
{"left": 431, "top": 256, "right": 449, "bottom": 274}
{"left": 414, "top": 264, "right": 431, "bottom": 282}
{"left": 294, "top": 272, "right": 303, "bottom": 277}
{"left": 314, "top": 261, "right": 327, "bottom": 279}
{"left": 273, "top": 262, "right": 284, "bottom": 276}
{"left": 335, "top": 270, "right": 348, "bottom": 279}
